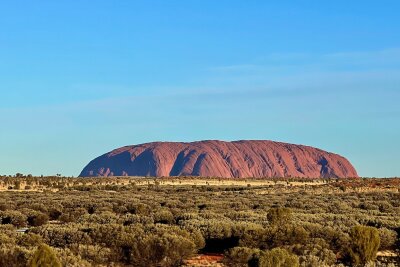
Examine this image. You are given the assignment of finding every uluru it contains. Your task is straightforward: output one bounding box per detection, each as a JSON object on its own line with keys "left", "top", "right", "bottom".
{"left": 80, "top": 140, "right": 358, "bottom": 178}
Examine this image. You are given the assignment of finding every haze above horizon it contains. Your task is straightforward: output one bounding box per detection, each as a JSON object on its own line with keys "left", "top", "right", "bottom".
{"left": 1, "top": 1, "right": 399, "bottom": 177}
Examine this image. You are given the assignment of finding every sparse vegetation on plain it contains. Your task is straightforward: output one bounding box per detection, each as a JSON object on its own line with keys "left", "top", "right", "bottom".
{"left": 0, "top": 176, "right": 398, "bottom": 266}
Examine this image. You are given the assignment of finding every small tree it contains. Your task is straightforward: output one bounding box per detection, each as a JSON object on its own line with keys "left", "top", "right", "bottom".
{"left": 348, "top": 225, "right": 380, "bottom": 266}
{"left": 14, "top": 181, "right": 21, "bottom": 190}
{"left": 28, "top": 244, "right": 61, "bottom": 267}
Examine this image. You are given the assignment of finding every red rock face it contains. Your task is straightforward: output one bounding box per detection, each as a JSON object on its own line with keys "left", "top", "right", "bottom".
{"left": 80, "top": 140, "right": 358, "bottom": 178}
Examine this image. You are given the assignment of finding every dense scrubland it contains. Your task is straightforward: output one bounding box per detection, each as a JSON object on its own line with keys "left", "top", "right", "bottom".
{"left": 0, "top": 176, "right": 399, "bottom": 267}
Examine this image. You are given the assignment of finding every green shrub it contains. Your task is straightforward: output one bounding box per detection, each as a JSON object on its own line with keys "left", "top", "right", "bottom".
{"left": 267, "top": 225, "right": 309, "bottom": 247}
{"left": 58, "top": 208, "right": 87, "bottom": 223}
{"left": 378, "top": 227, "right": 397, "bottom": 250}
{"left": 295, "top": 244, "right": 336, "bottom": 267}
{"left": 127, "top": 233, "right": 196, "bottom": 267}
{"left": 54, "top": 248, "right": 91, "bottom": 267}
{"left": 154, "top": 209, "right": 175, "bottom": 224}
{"left": 259, "top": 248, "right": 299, "bottom": 267}
{"left": 226, "top": 246, "right": 261, "bottom": 267}
{"left": 267, "top": 207, "right": 292, "bottom": 226}
{"left": 0, "top": 244, "right": 31, "bottom": 267}
{"left": 68, "top": 244, "right": 112, "bottom": 265}
{"left": 347, "top": 225, "right": 380, "bottom": 266}
{"left": 34, "top": 225, "right": 91, "bottom": 248}
{"left": 0, "top": 211, "right": 27, "bottom": 227}
{"left": 27, "top": 213, "right": 49, "bottom": 227}
{"left": 28, "top": 244, "right": 61, "bottom": 267}
{"left": 17, "top": 233, "right": 43, "bottom": 248}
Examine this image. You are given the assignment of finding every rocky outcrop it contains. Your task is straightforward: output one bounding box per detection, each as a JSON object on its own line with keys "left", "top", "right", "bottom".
{"left": 80, "top": 140, "right": 358, "bottom": 178}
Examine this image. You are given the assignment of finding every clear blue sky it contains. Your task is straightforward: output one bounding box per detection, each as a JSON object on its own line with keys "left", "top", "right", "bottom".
{"left": 1, "top": 1, "right": 399, "bottom": 177}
